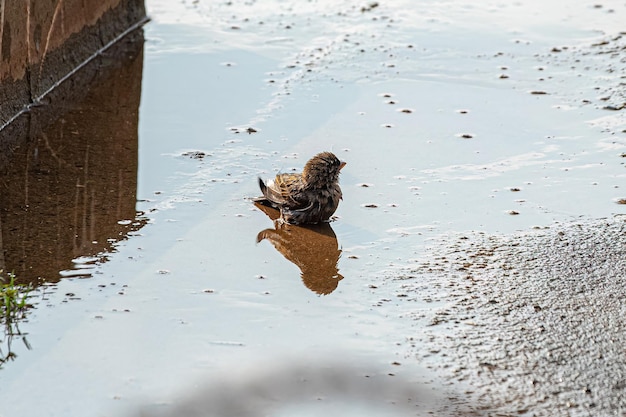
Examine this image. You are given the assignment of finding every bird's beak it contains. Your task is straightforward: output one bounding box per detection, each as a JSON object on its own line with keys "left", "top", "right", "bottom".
{"left": 339, "top": 161, "right": 347, "bottom": 170}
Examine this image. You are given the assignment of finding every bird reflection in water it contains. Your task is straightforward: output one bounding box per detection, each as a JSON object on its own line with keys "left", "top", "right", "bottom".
{"left": 254, "top": 202, "right": 343, "bottom": 295}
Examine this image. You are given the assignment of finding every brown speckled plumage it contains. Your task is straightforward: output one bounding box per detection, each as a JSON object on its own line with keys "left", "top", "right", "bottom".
{"left": 256, "top": 152, "right": 346, "bottom": 224}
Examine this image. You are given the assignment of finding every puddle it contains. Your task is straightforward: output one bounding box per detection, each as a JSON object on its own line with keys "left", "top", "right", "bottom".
{"left": 0, "top": 0, "right": 625, "bottom": 416}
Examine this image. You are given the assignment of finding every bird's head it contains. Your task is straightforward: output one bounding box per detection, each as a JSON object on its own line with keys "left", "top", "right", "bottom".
{"left": 302, "top": 151, "right": 346, "bottom": 188}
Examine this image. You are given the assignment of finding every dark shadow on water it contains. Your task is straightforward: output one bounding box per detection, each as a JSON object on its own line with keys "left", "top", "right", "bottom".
{"left": 0, "top": 30, "right": 147, "bottom": 286}
{"left": 255, "top": 202, "right": 343, "bottom": 295}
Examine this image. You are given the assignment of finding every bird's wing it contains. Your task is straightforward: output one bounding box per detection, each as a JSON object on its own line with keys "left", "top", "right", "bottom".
{"left": 259, "top": 173, "right": 304, "bottom": 207}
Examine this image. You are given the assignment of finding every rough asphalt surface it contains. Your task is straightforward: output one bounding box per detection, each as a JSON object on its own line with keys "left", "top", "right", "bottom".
{"left": 400, "top": 215, "right": 626, "bottom": 416}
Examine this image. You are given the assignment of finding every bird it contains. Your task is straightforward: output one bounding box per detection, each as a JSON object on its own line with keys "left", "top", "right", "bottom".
{"left": 255, "top": 151, "right": 346, "bottom": 224}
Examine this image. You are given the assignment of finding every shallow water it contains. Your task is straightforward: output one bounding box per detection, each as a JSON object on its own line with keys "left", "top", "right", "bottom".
{"left": 0, "top": 0, "right": 625, "bottom": 416}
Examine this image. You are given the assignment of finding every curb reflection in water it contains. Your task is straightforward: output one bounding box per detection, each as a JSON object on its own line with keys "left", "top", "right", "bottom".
{"left": 0, "top": 28, "right": 147, "bottom": 367}
{"left": 255, "top": 202, "right": 343, "bottom": 295}
{"left": 0, "top": 31, "right": 147, "bottom": 285}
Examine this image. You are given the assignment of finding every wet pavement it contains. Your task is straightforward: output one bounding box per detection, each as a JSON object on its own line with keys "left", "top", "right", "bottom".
{"left": 402, "top": 216, "right": 626, "bottom": 415}
{"left": 0, "top": 0, "right": 625, "bottom": 416}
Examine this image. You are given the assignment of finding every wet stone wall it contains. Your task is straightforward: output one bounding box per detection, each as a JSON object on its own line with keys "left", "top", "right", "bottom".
{"left": 0, "top": 0, "right": 147, "bottom": 130}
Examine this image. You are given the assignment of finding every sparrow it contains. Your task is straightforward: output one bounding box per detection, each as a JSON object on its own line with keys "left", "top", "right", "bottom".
{"left": 255, "top": 151, "right": 346, "bottom": 224}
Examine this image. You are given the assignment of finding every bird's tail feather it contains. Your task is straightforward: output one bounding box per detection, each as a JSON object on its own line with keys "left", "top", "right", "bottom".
{"left": 258, "top": 177, "right": 268, "bottom": 196}
{"left": 253, "top": 177, "right": 276, "bottom": 208}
